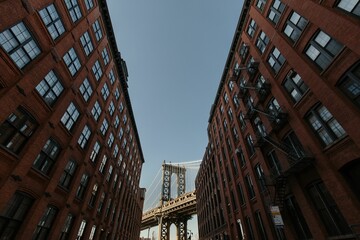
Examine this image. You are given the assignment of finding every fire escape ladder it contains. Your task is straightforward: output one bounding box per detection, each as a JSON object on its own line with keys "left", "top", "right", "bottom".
{"left": 273, "top": 175, "right": 287, "bottom": 209}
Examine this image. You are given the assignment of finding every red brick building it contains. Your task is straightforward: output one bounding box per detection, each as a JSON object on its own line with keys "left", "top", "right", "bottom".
{"left": 196, "top": 0, "right": 360, "bottom": 239}
{"left": 0, "top": 0, "right": 145, "bottom": 239}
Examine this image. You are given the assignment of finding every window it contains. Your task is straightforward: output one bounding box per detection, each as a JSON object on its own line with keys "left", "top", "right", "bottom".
{"left": 268, "top": 0, "right": 285, "bottom": 24}
{"left": 100, "top": 118, "right": 108, "bottom": 136}
{"left": 32, "top": 206, "right": 58, "bottom": 240}
{"left": 99, "top": 155, "right": 107, "bottom": 173}
{"left": 245, "top": 174, "right": 256, "bottom": 199}
{"left": 255, "top": 211, "right": 268, "bottom": 240}
{"left": 0, "top": 192, "right": 34, "bottom": 239}
{"left": 283, "top": 11, "right": 308, "bottom": 42}
{"left": 59, "top": 159, "right": 77, "bottom": 189}
{"left": 84, "top": 0, "right": 94, "bottom": 10}
{"left": 267, "top": 47, "right": 285, "bottom": 74}
{"left": 106, "top": 165, "right": 113, "bottom": 181}
{"left": 63, "top": 48, "right": 81, "bottom": 76}
{"left": 284, "top": 195, "right": 312, "bottom": 239}
{"left": 114, "top": 87, "right": 120, "bottom": 100}
{"left": 283, "top": 70, "right": 309, "bottom": 103}
{"left": 266, "top": 150, "right": 282, "bottom": 176}
{"left": 228, "top": 80, "right": 235, "bottom": 91}
{"left": 108, "top": 101, "right": 115, "bottom": 116}
{"left": 102, "top": 47, "right": 110, "bottom": 65}
{"left": 239, "top": 112, "right": 246, "bottom": 130}
{"left": 92, "top": 19, "right": 103, "bottom": 41}
{"left": 237, "top": 184, "right": 246, "bottom": 206}
{"left": 107, "top": 132, "right": 114, "bottom": 147}
{"left": 79, "top": 78, "right": 93, "bottom": 102}
{"left": 91, "top": 101, "right": 102, "bottom": 121}
{"left": 59, "top": 214, "right": 74, "bottom": 240}
{"left": 337, "top": 0, "right": 360, "bottom": 16}
{"left": 114, "top": 115, "right": 120, "bottom": 129}
{"left": 228, "top": 108, "right": 233, "bottom": 121}
{"left": 118, "top": 127, "right": 124, "bottom": 139}
{"left": 97, "top": 192, "right": 105, "bottom": 214}
{"left": 255, "top": 164, "right": 267, "bottom": 192}
{"left": 101, "top": 83, "right": 110, "bottom": 100}
{"left": 119, "top": 102, "right": 124, "bottom": 112}
{"left": 256, "top": 31, "right": 269, "bottom": 54}
{"left": 247, "top": 19, "right": 257, "bottom": 38}
{"left": 308, "top": 181, "right": 351, "bottom": 236}
{"left": 236, "top": 148, "right": 246, "bottom": 168}
{"left": 89, "top": 225, "right": 96, "bottom": 240}
{"left": 224, "top": 92, "right": 229, "bottom": 103}
{"left": 89, "top": 141, "right": 101, "bottom": 163}
{"left": 0, "top": 22, "right": 41, "bottom": 69}
{"left": 246, "top": 135, "right": 256, "bottom": 156}
{"left": 39, "top": 4, "right": 65, "bottom": 40}
{"left": 92, "top": 60, "right": 103, "bottom": 81}
{"left": 64, "top": 0, "right": 82, "bottom": 23}
{"left": 123, "top": 115, "right": 127, "bottom": 124}
{"left": 267, "top": 97, "right": 282, "bottom": 116}
{"left": 36, "top": 70, "right": 64, "bottom": 106}
{"left": 338, "top": 62, "right": 360, "bottom": 107}
{"left": 305, "top": 30, "right": 343, "bottom": 70}
{"left": 256, "top": 0, "right": 267, "bottom": 11}
{"left": 0, "top": 108, "right": 37, "bottom": 154}
{"left": 78, "top": 125, "right": 91, "bottom": 148}
{"left": 245, "top": 216, "right": 255, "bottom": 240}
{"left": 61, "top": 102, "right": 80, "bottom": 131}
{"left": 89, "top": 183, "right": 98, "bottom": 207}
{"left": 113, "top": 144, "right": 119, "bottom": 157}
{"left": 80, "top": 31, "right": 93, "bottom": 56}
{"left": 233, "top": 95, "right": 240, "bottom": 108}
{"left": 76, "top": 173, "right": 89, "bottom": 199}
{"left": 76, "top": 220, "right": 87, "bottom": 239}
{"left": 307, "top": 104, "right": 346, "bottom": 146}
{"left": 109, "top": 69, "right": 116, "bottom": 85}
{"left": 33, "top": 138, "right": 61, "bottom": 175}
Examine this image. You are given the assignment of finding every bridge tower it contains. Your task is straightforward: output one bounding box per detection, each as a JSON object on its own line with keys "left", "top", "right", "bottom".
{"left": 158, "top": 161, "right": 188, "bottom": 240}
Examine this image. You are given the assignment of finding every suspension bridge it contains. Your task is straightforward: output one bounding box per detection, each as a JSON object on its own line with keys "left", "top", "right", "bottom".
{"left": 141, "top": 160, "right": 201, "bottom": 240}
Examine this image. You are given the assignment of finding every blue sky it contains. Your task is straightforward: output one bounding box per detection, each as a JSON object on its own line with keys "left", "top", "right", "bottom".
{"left": 107, "top": 0, "right": 243, "bottom": 238}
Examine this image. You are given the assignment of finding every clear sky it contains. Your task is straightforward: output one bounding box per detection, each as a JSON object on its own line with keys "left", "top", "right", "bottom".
{"left": 106, "top": 0, "right": 244, "bottom": 238}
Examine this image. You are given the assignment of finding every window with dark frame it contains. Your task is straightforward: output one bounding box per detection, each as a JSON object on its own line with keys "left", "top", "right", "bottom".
{"left": 84, "top": 0, "right": 94, "bottom": 10}
{"left": 267, "top": 47, "right": 285, "bottom": 74}
{"left": 36, "top": 70, "right": 64, "bottom": 106}
{"left": 59, "top": 213, "right": 74, "bottom": 240}
{"left": 245, "top": 174, "right": 256, "bottom": 199}
{"left": 284, "top": 195, "right": 313, "bottom": 239}
{"left": 283, "top": 70, "right": 309, "bottom": 103}
{"left": 266, "top": 150, "right": 282, "bottom": 177}
{"left": 59, "top": 159, "right": 77, "bottom": 189}
{"left": 283, "top": 11, "right": 308, "bottom": 42}
{"left": 256, "top": 31, "right": 270, "bottom": 54}
{"left": 255, "top": 211, "right": 268, "bottom": 240}
{"left": 32, "top": 138, "right": 61, "bottom": 175}
{"left": 307, "top": 104, "right": 346, "bottom": 146}
{"left": 336, "top": 0, "right": 360, "bottom": 16}
{"left": 245, "top": 216, "right": 255, "bottom": 240}
{"left": 305, "top": 30, "right": 343, "bottom": 70}
{"left": 78, "top": 125, "right": 91, "bottom": 148}
{"left": 88, "top": 183, "right": 98, "bottom": 207}
{"left": 100, "top": 118, "right": 109, "bottom": 136}
{"left": 79, "top": 77, "right": 93, "bottom": 102}
{"left": 99, "top": 155, "right": 108, "bottom": 173}
{"left": 0, "top": 22, "right": 41, "bottom": 69}
{"left": 268, "top": 0, "right": 285, "bottom": 24}
{"left": 92, "top": 60, "right": 103, "bottom": 81}
{"left": 109, "top": 69, "right": 116, "bottom": 85}
{"left": 89, "top": 141, "right": 101, "bottom": 163}
{"left": 0, "top": 192, "right": 34, "bottom": 239}
{"left": 337, "top": 61, "right": 360, "bottom": 107}
{"left": 76, "top": 219, "right": 87, "bottom": 238}
{"left": 254, "top": 164, "right": 267, "bottom": 192}
{"left": 307, "top": 181, "right": 352, "bottom": 236}
{"left": 91, "top": 101, "right": 102, "bottom": 121}
{"left": 80, "top": 31, "right": 93, "bottom": 56}
{"left": 108, "top": 101, "right": 115, "bottom": 116}
{"left": 32, "top": 205, "right": 58, "bottom": 240}
{"left": 247, "top": 19, "right": 257, "bottom": 38}
{"left": 39, "top": 4, "right": 65, "bottom": 40}
{"left": 237, "top": 183, "right": 246, "bottom": 206}
{"left": 60, "top": 102, "right": 80, "bottom": 131}
{"left": 76, "top": 173, "right": 89, "bottom": 199}
{"left": 92, "top": 19, "right": 103, "bottom": 41}
{"left": 256, "top": 0, "right": 267, "bottom": 11}
{"left": 246, "top": 135, "right": 256, "bottom": 156}
{"left": 64, "top": 0, "right": 82, "bottom": 23}
{"left": 102, "top": 47, "right": 110, "bottom": 65}
{"left": 63, "top": 48, "right": 81, "bottom": 76}
{"left": 101, "top": 83, "right": 110, "bottom": 100}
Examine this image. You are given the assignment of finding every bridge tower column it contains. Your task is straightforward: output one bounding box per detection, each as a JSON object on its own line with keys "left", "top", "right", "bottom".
{"left": 175, "top": 216, "right": 191, "bottom": 240}
{"left": 158, "top": 216, "right": 170, "bottom": 240}
{"left": 161, "top": 161, "right": 186, "bottom": 202}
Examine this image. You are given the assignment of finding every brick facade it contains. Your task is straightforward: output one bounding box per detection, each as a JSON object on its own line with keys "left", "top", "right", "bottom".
{"left": 196, "top": 0, "right": 360, "bottom": 239}
{"left": 0, "top": 0, "right": 145, "bottom": 239}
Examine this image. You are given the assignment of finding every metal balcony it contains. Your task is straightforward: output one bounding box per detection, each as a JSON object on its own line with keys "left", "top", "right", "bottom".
{"left": 256, "top": 82, "right": 271, "bottom": 102}
{"left": 268, "top": 111, "right": 288, "bottom": 131}
{"left": 245, "top": 104, "right": 257, "bottom": 120}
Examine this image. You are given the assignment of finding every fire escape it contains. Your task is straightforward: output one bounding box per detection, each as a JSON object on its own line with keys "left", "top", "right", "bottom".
{"left": 233, "top": 60, "right": 313, "bottom": 208}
